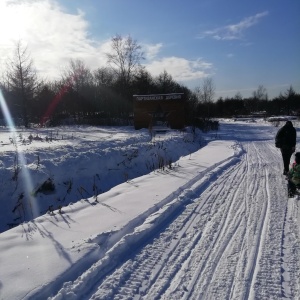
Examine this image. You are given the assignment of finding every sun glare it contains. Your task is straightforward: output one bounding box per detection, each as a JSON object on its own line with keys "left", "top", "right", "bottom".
{"left": 0, "top": 2, "right": 27, "bottom": 41}
{"left": 0, "top": 89, "right": 39, "bottom": 220}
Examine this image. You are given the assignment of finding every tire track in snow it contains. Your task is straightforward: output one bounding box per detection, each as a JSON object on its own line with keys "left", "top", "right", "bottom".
{"left": 175, "top": 143, "right": 259, "bottom": 299}
{"left": 48, "top": 154, "right": 241, "bottom": 300}
{"left": 89, "top": 157, "right": 244, "bottom": 300}
{"left": 240, "top": 141, "right": 288, "bottom": 300}
{"left": 178, "top": 157, "right": 248, "bottom": 300}
{"left": 177, "top": 141, "right": 286, "bottom": 300}
{"left": 242, "top": 142, "right": 270, "bottom": 300}
{"left": 253, "top": 141, "right": 292, "bottom": 300}
{"left": 89, "top": 150, "right": 248, "bottom": 300}
{"left": 281, "top": 187, "right": 300, "bottom": 299}
{"left": 48, "top": 139, "right": 294, "bottom": 300}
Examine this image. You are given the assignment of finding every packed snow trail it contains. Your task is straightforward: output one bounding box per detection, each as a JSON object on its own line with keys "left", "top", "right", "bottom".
{"left": 49, "top": 125, "right": 300, "bottom": 299}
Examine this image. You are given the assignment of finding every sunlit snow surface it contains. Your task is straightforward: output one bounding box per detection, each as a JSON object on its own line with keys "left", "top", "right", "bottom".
{"left": 0, "top": 119, "right": 299, "bottom": 300}
{"left": 0, "top": 125, "right": 203, "bottom": 232}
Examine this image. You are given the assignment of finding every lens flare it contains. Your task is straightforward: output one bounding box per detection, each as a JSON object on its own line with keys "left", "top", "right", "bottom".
{"left": 41, "top": 79, "right": 72, "bottom": 125}
{"left": 0, "top": 89, "right": 39, "bottom": 220}
{"left": 41, "top": 72, "right": 80, "bottom": 126}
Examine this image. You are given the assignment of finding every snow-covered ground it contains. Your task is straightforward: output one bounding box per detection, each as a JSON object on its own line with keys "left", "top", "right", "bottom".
{"left": 0, "top": 125, "right": 203, "bottom": 233}
{"left": 0, "top": 119, "right": 300, "bottom": 300}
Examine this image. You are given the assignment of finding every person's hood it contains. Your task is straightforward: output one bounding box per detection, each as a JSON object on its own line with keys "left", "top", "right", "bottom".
{"left": 285, "top": 120, "right": 293, "bottom": 127}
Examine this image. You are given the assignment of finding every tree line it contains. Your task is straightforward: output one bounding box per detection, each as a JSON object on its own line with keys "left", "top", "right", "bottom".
{"left": 0, "top": 35, "right": 299, "bottom": 128}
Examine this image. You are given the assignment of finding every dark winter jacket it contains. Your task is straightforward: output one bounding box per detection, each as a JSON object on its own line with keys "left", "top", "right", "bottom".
{"left": 275, "top": 121, "right": 296, "bottom": 149}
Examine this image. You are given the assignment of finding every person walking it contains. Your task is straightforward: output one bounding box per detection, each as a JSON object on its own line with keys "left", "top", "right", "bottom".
{"left": 275, "top": 120, "right": 296, "bottom": 175}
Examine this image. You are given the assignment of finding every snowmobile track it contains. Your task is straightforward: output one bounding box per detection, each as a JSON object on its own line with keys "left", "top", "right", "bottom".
{"left": 48, "top": 140, "right": 300, "bottom": 300}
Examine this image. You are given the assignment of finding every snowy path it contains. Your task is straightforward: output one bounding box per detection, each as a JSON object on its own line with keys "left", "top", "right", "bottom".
{"left": 49, "top": 139, "right": 300, "bottom": 299}
{"left": 1, "top": 121, "right": 300, "bottom": 300}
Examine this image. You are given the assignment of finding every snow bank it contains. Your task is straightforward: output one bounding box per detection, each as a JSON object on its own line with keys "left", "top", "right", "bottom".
{"left": 0, "top": 136, "right": 238, "bottom": 300}
{"left": 0, "top": 126, "right": 203, "bottom": 233}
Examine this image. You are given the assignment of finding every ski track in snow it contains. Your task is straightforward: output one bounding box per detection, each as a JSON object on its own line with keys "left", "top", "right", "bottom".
{"left": 47, "top": 138, "right": 300, "bottom": 300}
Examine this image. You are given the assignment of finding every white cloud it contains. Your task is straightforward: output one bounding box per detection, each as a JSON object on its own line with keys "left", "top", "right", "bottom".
{"left": 0, "top": 0, "right": 213, "bottom": 85}
{"left": 200, "top": 11, "right": 269, "bottom": 41}
{"left": 143, "top": 43, "right": 163, "bottom": 60}
{"left": 145, "top": 57, "right": 213, "bottom": 82}
{"left": 0, "top": 0, "right": 107, "bottom": 79}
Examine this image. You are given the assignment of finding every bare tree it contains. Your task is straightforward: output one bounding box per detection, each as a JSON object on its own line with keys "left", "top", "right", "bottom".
{"left": 252, "top": 85, "right": 268, "bottom": 101}
{"left": 93, "top": 67, "right": 117, "bottom": 114}
{"left": 94, "top": 67, "right": 115, "bottom": 86}
{"left": 285, "top": 85, "right": 296, "bottom": 99}
{"left": 202, "top": 77, "right": 215, "bottom": 103}
{"left": 6, "top": 41, "right": 38, "bottom": 127}
{"left": 195, "top": 78, "right": 215, "bottom": 103}
{"left": 284, "top": 85, "right": 297, "bottom": 115}
{"left": 106, "top": 34, "right": 144, "bottom": 89}
{"left": 154, "top": 70, "right": 180, "bottom": 93}
{"left": 234, "top": 92, "right": 243, "bottom": 100}
{"left": 59, "top": 59, "right": 95, "bottom": 116}
{"left": 132, "top": 68, "right": 154, "bottom": 95}
{"left": 195, "top": 77, "right": 215, "bottom": 119}
{"left": 62, "top": 59, "right": 93, "bottom": 93}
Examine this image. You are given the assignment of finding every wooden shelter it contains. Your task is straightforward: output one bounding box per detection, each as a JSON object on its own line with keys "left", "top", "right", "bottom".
{"left": 133, "top": 93, "right": 185, "bottom": 130}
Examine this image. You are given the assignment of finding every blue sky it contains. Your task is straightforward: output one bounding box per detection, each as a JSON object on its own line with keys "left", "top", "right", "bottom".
{"left": 0, "top": 0, "right": 299, "bottom": 99}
